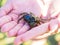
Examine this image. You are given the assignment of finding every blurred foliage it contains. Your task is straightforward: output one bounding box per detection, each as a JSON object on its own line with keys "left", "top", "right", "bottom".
{"left": 47, "top": 35, "right": 58, "bottom": 45}
{"left": 55, "top": 32, "right": 60, "bottom": 42}
{"left": 0, "top": 32, "right": 6, "bottom": 40}
{"left": 22, "top": 40, "right": 32, "bottom": 45}
{"left": 0, "top": 0, "right": 7, "bottom": 7}
{"left": 0, "top": 0, "right": 2, "bottom": 7}
{"left": 46, "top": 32, "right": 60, "bottom": 45}
{"left": 0, "top": 32, "right": 15, "bottom": 45}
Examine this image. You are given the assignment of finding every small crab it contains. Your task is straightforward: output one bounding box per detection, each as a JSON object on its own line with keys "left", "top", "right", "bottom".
{"left": 17, "top": 12, "right": 48, "bottom": 28}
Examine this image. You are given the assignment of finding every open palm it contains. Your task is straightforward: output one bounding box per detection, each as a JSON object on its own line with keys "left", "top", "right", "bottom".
{"left": 0, "top": 0, "right": 60, "bottom": 45}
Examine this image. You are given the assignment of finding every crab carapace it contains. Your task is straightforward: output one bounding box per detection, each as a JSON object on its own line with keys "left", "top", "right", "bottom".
{"left": 17, "top": 12, "right": 49, "bottom": 28}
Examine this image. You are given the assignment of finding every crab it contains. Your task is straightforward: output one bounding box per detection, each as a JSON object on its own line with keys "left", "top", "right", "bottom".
{"left": 17, "top": 12, "right": 49, "bottom": 28}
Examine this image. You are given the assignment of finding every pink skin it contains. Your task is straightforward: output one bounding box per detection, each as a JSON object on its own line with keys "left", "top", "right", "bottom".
{"left": 0, "top": 0, "right": 60, "bottom": 45}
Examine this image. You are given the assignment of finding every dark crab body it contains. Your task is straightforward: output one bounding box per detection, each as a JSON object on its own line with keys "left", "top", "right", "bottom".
{"left": 18, "top": 12, "right": 40, "bottom": 28}
{"left": 23, "top": 14, "right": 38, "bottom": 28}
{"left": 18, "top": 12, "right": 51, "bottom": 28}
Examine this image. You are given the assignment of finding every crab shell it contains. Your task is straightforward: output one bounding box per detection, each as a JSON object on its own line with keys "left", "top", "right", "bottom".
{"left": 18, "top": 12, "right": 41, "bottom": 28}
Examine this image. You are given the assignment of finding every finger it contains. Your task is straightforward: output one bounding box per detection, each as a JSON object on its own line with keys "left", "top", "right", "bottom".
{"left": 14, "top": 35, "right": 22, "bottom": 45}
{"left": 17, "top": 23, "right": 30, "bottom": 35}
{"left": 0, "top": 13, "right": 18, "bottom": 27}
{"left": 50, "top": 0, "right": 60, "bottom": 18}
{"left": 49, "top": 19, "right": 59, "bottom": 33}
{"left": 57, "top": 15, "right": 60, "bottom": 26}
{"left": 8, "top": 19, "right": 25, "bottom": 37}
{"left": 1, "top": 21, "right": 17, "bottom": 32}
{"left": 14, "top": 23, "right": 49, "bottom": 45}
{"left": 50, "top": 11, "right": 59, "bottom": 18}
{"left": 34, "top": 19, "right": 59, "bottom": 40}
{"left": 0, "top": 15, "right": 12, "bottom": 27}
{"left": 8, "top": 13, "right": 18, "bottom": 22}
{"left": 0, "top": 0, "right": 12, "bottom": 17}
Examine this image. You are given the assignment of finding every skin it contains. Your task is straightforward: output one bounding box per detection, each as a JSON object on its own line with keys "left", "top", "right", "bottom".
{"left": 0, "top": 0, "right": 60, "bottom": 45}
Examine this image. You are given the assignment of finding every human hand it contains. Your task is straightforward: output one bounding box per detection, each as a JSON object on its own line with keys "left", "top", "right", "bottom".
{"left": 0, "top": 0, "right": 41, "bottom": 35}
{"left": 0, "top": 0, "right": 60, "bottom": 45}
{"left": 0, "top": 0, "right": 42, "bottom": 44}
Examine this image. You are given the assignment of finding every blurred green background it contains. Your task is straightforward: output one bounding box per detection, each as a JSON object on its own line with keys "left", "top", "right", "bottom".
{"left": 0, "top": 0, "right": 60, "bottom": 45}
